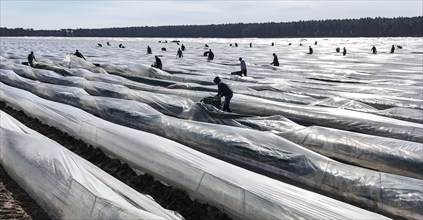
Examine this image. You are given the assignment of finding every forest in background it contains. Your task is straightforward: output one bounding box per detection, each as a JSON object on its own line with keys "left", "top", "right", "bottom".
{"left": 1, "top": 16, "right": 422, "bottom": 37}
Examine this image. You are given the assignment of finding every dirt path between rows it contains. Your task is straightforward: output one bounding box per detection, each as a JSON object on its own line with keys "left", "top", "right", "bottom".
{"left": 0, "top": 102, "right": 230, "bottom": 220}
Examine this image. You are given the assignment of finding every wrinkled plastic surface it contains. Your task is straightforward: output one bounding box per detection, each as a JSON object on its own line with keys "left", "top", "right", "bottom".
{"left": 236, "top": 115, "right": 423, "bottom": 179}
{"left": 2, "top": 79, "right": 422, "bottom": 219}
{"left": 1, "top": 67, "right": 421, "bottom": 178}
{"left": 0, "top": 111, "right": 181, "bottom": 220}
{"left": 0, "top": 84, "right": 389, "bottom": 220}
{"left": 1, "top": 37, "right": 422, "bottom": 219}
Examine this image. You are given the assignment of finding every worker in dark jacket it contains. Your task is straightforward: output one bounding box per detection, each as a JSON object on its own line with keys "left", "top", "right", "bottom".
{"left": 371, "top": 46, "right": 377, "bottom": 54}
{"left": 271, "top": 53, "right": 279, "bottom": 66}
{"left": 153, "top": 55, "right": 162, "bottom": 70}
{"left": 207, "top": 49, "right": 214, "bottom": 61}
{"left": 307, "top": 46, "right": 313, "bottom": 55}
{"left": 73, "top": 50, "right": 86, "bottom": 60}
{"left": 214, "top": 77, "right": 233, "bottom": 112}
{"left": 27, "top": 51, "right": 37, "bottom": 67}
{"left": 147, "top": 46, "right": 152, "bottom": 54}
{"left": 177, "top": 48, "right": 183, "bottom": 58}
{"left": 239, "top": 57, "right": 247, "bottom": 76}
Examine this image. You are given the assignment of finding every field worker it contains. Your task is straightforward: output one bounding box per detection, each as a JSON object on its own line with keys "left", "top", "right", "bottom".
{"left": 153, "top": 55, "right": 162, "bottom": 70}
{"left": 181, "top": 44, "right": 186, "bottom": 51}
{"left": 308, "top": 46, "right": 314, "bottom": 55}
{"left": 73, "top": 50, "right": 86, "bottom": 60}
{"left": 336, "top": 47, "right": 340, "bottom": 53}
{"left": 177, "top": 48, "right": 183, "bottom": 58}
{"left": 271, "top": 53, "right": 279, "bottom": 66}
{"left": 207, "top": 49, "right": 214, "bottom": 61}
{"left": 27, "top": 51, "right": 37, "bottom": 67}
{"left": 239, "top": 57, "right": 247, "bottom": 76}
{"left": 390, "top": 45, "right": 395, "bottom": 53}
{"left": 343, "top": 47, "right": 347, "bottom": 56}
{"left": 147, "top": 46, "right": 152, "bottom": 54}
{"left": 214, "top": 76, "right": 233, "bottom": 112}
{"left": 371, "top": 46, "right": 377, "bottom": 54}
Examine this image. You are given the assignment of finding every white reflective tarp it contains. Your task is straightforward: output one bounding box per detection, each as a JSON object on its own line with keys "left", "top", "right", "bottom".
{"left": 236, "top": 115, "right": 423, "bottom": 179}
{"left": 0, "top": 111, "right": 182, "bottom": 220}
{"left": 2, "top": 80, "right": 421, "bottom": 219}
{"left": 3, "top": 63, "right": 421, "bottom": 180}
{"left": 0, "top": 83, "right": 390, "bottom": 220}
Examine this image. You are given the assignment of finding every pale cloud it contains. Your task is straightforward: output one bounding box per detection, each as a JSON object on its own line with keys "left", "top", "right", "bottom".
{"left": 0, "top": 0, "right": 421, "bottom": 29}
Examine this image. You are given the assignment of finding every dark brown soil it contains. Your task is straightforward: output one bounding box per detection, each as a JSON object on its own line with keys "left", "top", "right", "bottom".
{"left": 0, "top": 102, "right": 231, "bottom": 220}
{"left": 0, "top": 164, "right": 49, "bottom": 220}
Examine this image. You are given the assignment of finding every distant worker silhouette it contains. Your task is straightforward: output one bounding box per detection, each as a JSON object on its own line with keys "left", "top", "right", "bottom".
{"left": 73, "top": 50, "right": 86, "bottom": 60}
{"left": 390, "top": 45, "right": 395, "bottom": 53}
{"left": 214, "top": 76, "right": 233, "bottom": 112}
{"left": 147, "top": 46, "right": 152, "bottom": 54}
{"left": 307, "top": 46, "right": 313, "bottom": 55}
{"left": 250, "top": 42, "right": 252, "bottom": 47}
{"left": 152, "top": 55, "right": 162, "bottom": 70}
{"left": 271, "top": 42, "right": 274, "bottom": 46}
{"left": 315, "top": 41, "right": 318, "bottom": 45}
{"left": 343, "top": 47, "right": 347, "bottom": 56}
{"left": 239, "top": 57, "right": 247, "bottom": 76}
{"left": 119, "top": 44, "right": 125, "bottom": 48}
{"left": 234, "top": 42, "right": 238, "bottom": 47}
{"left": 177, "top": 48, "right": 183, "bottom": 58}
{"left": 107, "top": 41, "right": 111, "bottom": 46}
{"left": 336, "top": 47, "right": 340, "bottom": 53}
{"left": 271, "top": 53, "right": 279, "bottom": 66}
{"left": 371, "top": 46, "right": 377, "bottom": 54}
{"left": 181, "top": 44, "right": 186, "bottom": 51}
{"left": 207, "top": 49, "right": 214, "bottom": 61}
{"left": 27, "top": 51, "right": 37, "bottom": 67}
{"left": 97, "top": 43, "right": 102, "bottom": 47}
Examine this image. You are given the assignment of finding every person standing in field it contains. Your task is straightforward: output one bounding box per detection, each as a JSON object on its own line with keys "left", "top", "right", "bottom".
{"left": 390, "top": 45, "right": 395, "bottom": 53}
{"left": 271, "top": 53, "right": 279, "bottom": 66}
{"left": 27, "top": 51, "right": 37, "bottom": 67}
{"left": 239, "top": 57, "right": 247, "bottom": 76}
{"left": 214, "top": 76, "right": 233, "bottom": 112}
{"left": 343, "top": 47, "right": 347, "bottom": 56}
{"left": 177, "top": 48, "right": 183, "bottom": 58}
{"left": 207, "top": 49, "right": 214, "bottom": 61}
{"left": 147, "top": 46, "right": 152, "bottom": 54}
{"left": 371, "top": 46, "right": 377, "bottom": 54}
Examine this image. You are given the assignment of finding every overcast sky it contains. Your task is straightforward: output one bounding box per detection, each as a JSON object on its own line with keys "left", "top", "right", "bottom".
{"left": 1, "top": 0, "right": 422, "bottom": 30}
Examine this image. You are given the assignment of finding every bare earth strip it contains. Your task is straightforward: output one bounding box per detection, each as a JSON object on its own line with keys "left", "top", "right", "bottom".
{"left": 0, "top": 164, "right": 50, "bottom": 220}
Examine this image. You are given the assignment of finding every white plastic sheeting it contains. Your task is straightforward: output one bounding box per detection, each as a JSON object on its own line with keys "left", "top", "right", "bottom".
{"left": 1, "top": 78, "right": 422, "bottom": 219}
{"left": 0, "top": 83, "right": 389, "bottom": 220}
{"left": 2, "top": 63, "right": 421, "bottom": 179}
{"left": 55, "top": 63, "right": 422, "bottom": 142}
{"left": 236, "top": 115, "right": 423, "bottom": 179}
{"left": 0, "top": 111, "right": 182, "bottom": 220}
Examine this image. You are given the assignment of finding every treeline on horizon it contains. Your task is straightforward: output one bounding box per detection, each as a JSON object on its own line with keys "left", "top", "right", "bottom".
{"left": 1, "top": 16, "right": 422, "bottom": 38}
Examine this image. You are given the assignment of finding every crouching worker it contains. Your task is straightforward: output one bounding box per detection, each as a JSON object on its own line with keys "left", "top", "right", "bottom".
{"left": 152, "top": 55, "right": 162, "bottom": 70}
{"left": 214, "top": 77, "right": 233, "bottom": 112}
